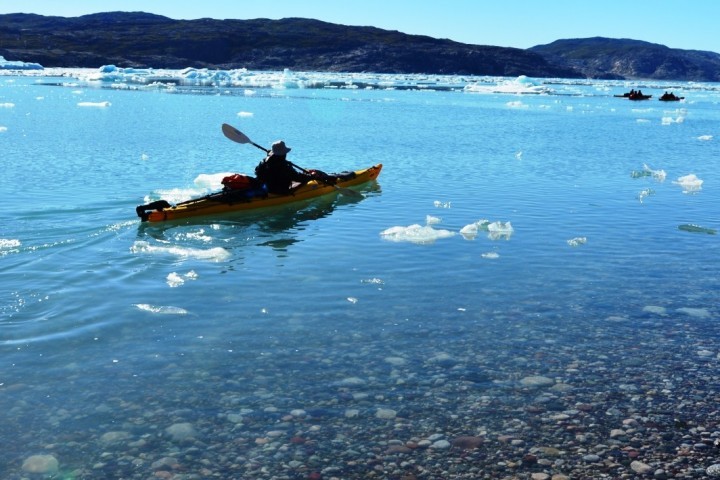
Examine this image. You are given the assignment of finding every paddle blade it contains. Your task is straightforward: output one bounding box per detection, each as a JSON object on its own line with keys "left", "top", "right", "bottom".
{"left": 222, "top": 123, "right": 250, "bottom": 144}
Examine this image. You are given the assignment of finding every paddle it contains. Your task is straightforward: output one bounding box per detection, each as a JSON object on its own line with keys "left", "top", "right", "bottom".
{"left": 221, "top": 123, "right": 362, "bottom": 198}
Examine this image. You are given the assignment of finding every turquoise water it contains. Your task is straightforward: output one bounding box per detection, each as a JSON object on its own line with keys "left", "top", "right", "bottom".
{"left": 2, "top": 72, "right": 720, "bottom": 478}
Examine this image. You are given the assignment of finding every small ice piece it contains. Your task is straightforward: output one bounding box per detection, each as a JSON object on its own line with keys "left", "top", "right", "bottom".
{"left": 678, "top": 224, "right": 716, "bottom": 235}
{"left": 77, "top": 101, "right": 111, "bottom": 107}
{"left": 673, "top": 174, "right": 703, "bottom": 194}
{"left": 237, "top": 111, "right": 254, "bottom": 117}
{"left": 167, "top": 272, "right": 185, "bottom": 287}
{"left": 642, "top": 305, "right": 667, "bottom": 316}
{"left": 676, "top": 307, "right": 711, "bottom": 318}
{"left": 134, "top": 304, "right": 189, "bottom": 315}
{"left": 567, "top": 237, "right": 587, "bottom": 247}
{"left": 433, "top": 200, "right": 451, "bottom": 208}
{"left": 631, "top": 164, "right": 665, "bottom": 182}
{"left": 637, "top": 188, "right": 655, "bottom": 203}
{"left": 460, "top": 219, "right": 490, "bottom": 240}
{"left": 426, "top": 215, "right": 442, "bottom": 225}
{"left": 481, "top": 252, "right": 500, "bottom": 259}
{"left": 487, "top": 221, "right": 513, "bottom": 240}
{"left": 698, "top": 135, "right": 713, "bottom": 141}
{"left": 380, "top": 224, "right": 456, "bottom": 244}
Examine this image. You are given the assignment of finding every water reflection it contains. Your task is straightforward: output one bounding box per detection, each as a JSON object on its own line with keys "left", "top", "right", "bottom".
{"left": 137, "top": 182, "right": 381, "bottom": 254}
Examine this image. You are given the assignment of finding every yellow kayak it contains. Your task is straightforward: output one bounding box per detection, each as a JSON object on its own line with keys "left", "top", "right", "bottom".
{"left": 136, "top": 164, "right": 382, "bottom": 223}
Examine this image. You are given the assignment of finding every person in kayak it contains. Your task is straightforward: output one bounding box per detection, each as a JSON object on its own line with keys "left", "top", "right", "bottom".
{"left": 255, "top": 140, "right": 311, "bottom": 194}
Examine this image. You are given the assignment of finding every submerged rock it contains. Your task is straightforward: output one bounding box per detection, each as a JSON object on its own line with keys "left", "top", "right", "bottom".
{"left": 22, "top": 454, "right": 59, "bottom": 474}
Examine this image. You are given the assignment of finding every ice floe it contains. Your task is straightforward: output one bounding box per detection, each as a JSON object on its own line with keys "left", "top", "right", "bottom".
{"left": 630, "top": 164, "right": 666, "bottom": 182}
{"left": 676, "top": 307, "right": 711, "bottom": 318}
{"left": 131, "top": 241, "right": 231, "bottom": 262}
{"left": 77, "top": 101, "right": 111, "bottom": 107}
{"left": 673, "top": 174, "right": 703, "bottom": 194}
{"left": 567, "top": 237, "right": 587, "bottom": 247}
{"left": 0, "top": 55, "right": 43, "bottom": 70}
{"left": 134, "top": 303, "right": 189, "bottom": 315}
{"left": 642, "top": 305, "right": 668, "bottom": 316}
{"left": 678, "top": 224, "right": 716, "bottom": 235}
{"left": 166, "top": 270, "right": 198, "bottom": 288}
{"left": 380, "top": 224, "right": 456, "bottom": 244}
{"left": 382, "top": 218, "right": 513, "bottom": 244}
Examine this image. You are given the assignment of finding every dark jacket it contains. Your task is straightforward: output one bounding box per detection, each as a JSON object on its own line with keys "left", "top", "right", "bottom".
{"left": 255, "top": 154, "right": 310, "bottom": 194}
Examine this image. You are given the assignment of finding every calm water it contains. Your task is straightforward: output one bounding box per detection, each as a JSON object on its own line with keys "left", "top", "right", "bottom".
{"left": 1, "top": 72, "right": 720, "bottom": 478}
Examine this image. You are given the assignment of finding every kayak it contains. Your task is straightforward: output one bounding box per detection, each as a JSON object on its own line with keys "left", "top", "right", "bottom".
{"left": 628, "top": 94, "right": 652, "bottom": 100}
{"left": 136, "top": 164, "right": 382, "bottom": 223}
{"left": 659, "top": 95, "right": 684, "bottom": 101}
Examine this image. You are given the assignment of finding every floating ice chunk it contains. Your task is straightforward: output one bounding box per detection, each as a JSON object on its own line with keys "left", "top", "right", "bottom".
{"left": 676, "top": 307, "right": 711, "bottom": 318}
{"left": 380, "top": 224, "right": 456, "bottom": 244}
{"left": 459, "top": 220, "right": 490, "bottom": 240}
{"left": 631, "top": 164, "right": 665, "bottom": 182}
{"left": 481, "top": 252, "right": 500, "bottom": 259}
{"left": 0, "top": 55, "right": 43, "bottom": 70}
{"left": 637, "top": 188, "right": 655, "bottom": 203}
{"left": 131, "top": 241, "right": 231, "bottom": 262}
{"left": 643, "top": 305, "right": 667, "bottom": 316}
{"left": 0, "top": 238, "right": 21, "bottom": 255}
{"left": 141, "top": 153, "right": 149, "bottom": 160}
{"left": 426, "top": 215, "right": 442, "bottom": 225}
{"left": 167, "top": 272, "right": 185, "bottom": 287}
{"left": 678, "top": 224, "right": 716, "bottom": 235}
{"left": 487, "top": 221, "right": 513, "bottom": 240}
{"left": 347, "top": 297, "right": 358, "bottom": 304}
{"left": 237, "top": 111, "right": 254, "bottom": 117}
{"left": 134, "top": 303, "right": 189, "bottom": 315}
{"left": 567, "top": 237, "right": 587, "bottom": 247}
{"left": 465, "top": 75, "right": 552, "bottom": 95}
{"left": 698, "top": 135, "right": 713, "bottom": 141}
{"left": 673, "top": 174, "right": 703, "bottom": 194}
{"left": 433, "top": 200, "right": 451, "bottom": 208}
{"left": 0, "top": 126, "right": 7, "bottom": 132}
{"left": 0, "top": 103, "right": 14, "bottom": 108}
{"left": 77, "top": 101, "right": 111, "bottom": 107}
{"left": 166, "top": 270, "right": 198, "bottom": 287}
{"left": 661, "top": 115, "right": 684, "bottom": 125}
{"left": 636, "top": 118, "right": 651, "bottom": 124}
{"left": 515, "top": 151, "right": 523, "bottom": 160}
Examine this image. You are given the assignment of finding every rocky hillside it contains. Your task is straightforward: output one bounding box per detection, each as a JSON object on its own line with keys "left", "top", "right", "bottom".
{"left": 530, "top": 37, "right": 720, "bottom": 81}
{"left": 0, "top": 12, "right": 576, "bottom": 78}
{"left": 1, "top": 12, "right": 719, "bottom": 81}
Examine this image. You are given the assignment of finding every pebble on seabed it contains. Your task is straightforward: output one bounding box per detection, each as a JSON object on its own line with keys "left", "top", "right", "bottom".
{"left": 22, "top": 454, "right": 59, "bottom": 474}
{"left": 708, "top": 464, "right": 720, "bottom": 477}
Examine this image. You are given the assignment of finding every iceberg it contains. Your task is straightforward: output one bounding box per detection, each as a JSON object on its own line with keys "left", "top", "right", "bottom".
{"left": 0, "top": 56, "right": 43, "bottom": 70}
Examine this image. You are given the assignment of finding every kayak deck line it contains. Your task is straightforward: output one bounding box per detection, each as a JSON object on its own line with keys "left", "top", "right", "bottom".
{"left": 137, "top": 164, "right": 382, "bottom": 223}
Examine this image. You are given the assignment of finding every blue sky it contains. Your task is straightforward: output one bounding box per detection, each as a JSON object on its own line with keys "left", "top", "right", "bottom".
{"left": 3, "top": 0, "right": 719, "bottom": 53}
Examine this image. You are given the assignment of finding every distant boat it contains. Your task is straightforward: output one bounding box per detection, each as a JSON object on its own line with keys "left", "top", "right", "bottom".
{"left": 628, "top": 93, "right": 652, "bottom": 100}
{"left": 615, "top": 90, "right": 652, "bottom": 100}
{"left": 659, "top": 92, "right": 684, "bottom": 101}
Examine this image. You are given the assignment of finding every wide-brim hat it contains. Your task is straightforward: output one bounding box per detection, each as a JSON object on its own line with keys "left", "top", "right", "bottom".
{"left": 271, "top": 141, "right": 291, "bottom": 155}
